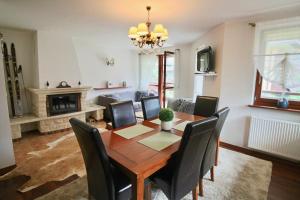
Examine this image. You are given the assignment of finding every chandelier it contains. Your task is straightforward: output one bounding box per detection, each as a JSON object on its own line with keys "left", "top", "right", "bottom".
{"left": 128, "top": 6, "right": 168, "bottom": 48}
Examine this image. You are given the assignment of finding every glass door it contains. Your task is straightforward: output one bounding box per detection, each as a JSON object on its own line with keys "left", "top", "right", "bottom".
{"left": 139, "top": 51, "right": 175, "bottom": 107}
{"left": 158, "top": 51, "right": 175, "bottom": 107}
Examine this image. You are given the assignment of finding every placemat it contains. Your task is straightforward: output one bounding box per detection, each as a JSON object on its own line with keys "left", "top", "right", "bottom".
{"left": 173, "top": 120, "right": 192, "bottom": 131}
{"left": 114, "top": 124, "right": 154, "bottom": 139}
{"left": 150, "top": 118, "right": 181, "bottom": 125}
{"left": 138, "top": 131, "right": 182, "bottom": 151}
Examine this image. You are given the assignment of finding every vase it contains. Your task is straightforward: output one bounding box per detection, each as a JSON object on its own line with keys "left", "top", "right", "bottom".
{"left": 161, "top": 120, "right": 173, "bottom": 131}
{"left": 277, "top": 98, "right": 289, "bottom": 109}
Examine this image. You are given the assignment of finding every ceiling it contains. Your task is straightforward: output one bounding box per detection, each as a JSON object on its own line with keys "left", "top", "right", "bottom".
{"left": 0, "top": 0, "right": 300, "bottom": 47}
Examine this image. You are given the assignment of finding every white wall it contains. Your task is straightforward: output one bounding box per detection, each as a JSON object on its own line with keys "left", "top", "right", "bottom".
{"left": 192, "top": 21, "right": 300, "bottom": 147}
{"left": 0, "top": 44, "right": 15, "bottom": 169}
{"left": 72, "top": 37, "right": 139, "bottom": 101}
{"left": 35, "top": 31, "right": 139, "bottom": 102}
{"left": 191, "top": 25, "right": 225, "bottom": 98}
{"left": 218, "top": 21, "right": 256, "bottom": 146}
{"left": 0, "top": 27, "right": 36, "bottom": 114}
{"left": 36, "top": 30, "right": 82, "bottom": 88}
{"left": 173, "top": 44, "right": 193, "bottom": 98}
{"left": 219, "top": 21, "right": 300, "bottom": 146}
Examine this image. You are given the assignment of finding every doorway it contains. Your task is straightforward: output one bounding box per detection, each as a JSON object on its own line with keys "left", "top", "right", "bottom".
{"left": 139, "top": 51, "right": 176, "bottom": 107}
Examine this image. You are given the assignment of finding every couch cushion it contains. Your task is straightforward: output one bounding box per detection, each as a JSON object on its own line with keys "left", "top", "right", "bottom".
{"left": 167, "top": 98, "right": 184, "bottom": 112}
{"left": 117, "top": 91, "right": 136, "bottom": 101}
{"left": 178, "top": 101, "right": 195, "bottom": 114}
{"left": 104, "top": 94, "right": 121, "bottom": 100}
{"left": 135, "top": 91, "right": 148, "bottom": 102}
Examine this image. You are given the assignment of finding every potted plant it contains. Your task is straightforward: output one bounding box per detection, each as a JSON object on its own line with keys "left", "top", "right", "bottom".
{"left": 159, "top": 108, "right": 174, "bottom": 131}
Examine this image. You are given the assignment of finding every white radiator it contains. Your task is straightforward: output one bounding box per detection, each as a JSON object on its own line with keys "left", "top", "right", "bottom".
{"left": 248, "top": 116, "right": 300, "bottom": 161}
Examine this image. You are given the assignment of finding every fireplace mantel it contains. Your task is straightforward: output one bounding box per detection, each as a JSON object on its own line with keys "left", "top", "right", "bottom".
{"left": 27, "top": 87, "right": 91, "bottom": 95}
{"left": 10, "top": 86, "right": 104, "bottom": 140}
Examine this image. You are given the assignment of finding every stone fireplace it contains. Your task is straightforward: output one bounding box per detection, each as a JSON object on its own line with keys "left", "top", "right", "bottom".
{"left": 28, "top": 87, "right": 90, "bottom": 133}
{"left": 10, "top": 87, "right": 104, "bottom": 139}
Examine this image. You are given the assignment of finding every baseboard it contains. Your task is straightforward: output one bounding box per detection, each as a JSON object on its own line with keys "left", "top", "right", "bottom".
{"left": 0, "top": 164, "right": 16, "bottom": 176}
{"left": 220, "top": 141, "right": 300, "bottom": 167}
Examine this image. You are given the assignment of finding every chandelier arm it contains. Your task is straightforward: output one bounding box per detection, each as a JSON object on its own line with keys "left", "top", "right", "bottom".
{"left": 139, "top": 41, "right": 144, "bottom": 48}
{"left": 150, "top": 43, "right": 154, "bottom": 48}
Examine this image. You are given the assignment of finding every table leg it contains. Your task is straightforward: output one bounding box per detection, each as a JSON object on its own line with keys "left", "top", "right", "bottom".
{"left": 132, "top": 174, "right": 144, "bottom": 200}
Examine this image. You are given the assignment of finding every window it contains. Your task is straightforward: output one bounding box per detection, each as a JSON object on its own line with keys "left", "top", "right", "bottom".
{"left": 138, "top": 52, "right": 176, "bottom": 99}
{"left": 253, "top": 18, "right": 300, "bottom": 110}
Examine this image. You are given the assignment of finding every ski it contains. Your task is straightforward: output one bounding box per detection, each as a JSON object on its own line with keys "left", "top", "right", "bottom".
{"left": 11, "top": 43, "right": 23, "bottom": 116}
{"left": 18, "top": 65, "right": 29, "bottom": 111}
{"left": 2, "top": 41, "right": 16, "bottom": 117}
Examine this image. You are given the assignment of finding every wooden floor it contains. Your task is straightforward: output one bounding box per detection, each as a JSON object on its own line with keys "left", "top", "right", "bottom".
{"left": 220, "top": 142, "right": 300, "bottom": 200}
{"left": 0, "top": 124, "right": 300, "bottom": 200}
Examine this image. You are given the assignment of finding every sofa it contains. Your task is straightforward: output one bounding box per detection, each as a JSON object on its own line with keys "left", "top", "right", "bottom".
{"left": 98, "top": 90, "right": 151, "bottom": 121}
{"left": 167, "top": 98, "right": 195, "bottom": 114}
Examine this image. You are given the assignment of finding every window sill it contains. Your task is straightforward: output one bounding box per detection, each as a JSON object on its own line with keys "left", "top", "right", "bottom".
{"left": 248, "top": 105, "right": 300, "bottom": 113}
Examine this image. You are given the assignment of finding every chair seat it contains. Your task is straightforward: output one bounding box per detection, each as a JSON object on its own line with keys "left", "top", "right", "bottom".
{"left": 112, "top": 165, "right": 132, "bottom": 200}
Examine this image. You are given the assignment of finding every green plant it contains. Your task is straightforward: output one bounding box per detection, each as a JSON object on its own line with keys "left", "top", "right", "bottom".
{"left": 159, "top": 108, "right": 174, "bottom": 122}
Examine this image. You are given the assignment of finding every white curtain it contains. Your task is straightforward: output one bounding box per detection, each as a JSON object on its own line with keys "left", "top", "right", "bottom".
{"left": 253, "top": 17, "right": 300, "bottom": 89}
{"left": 138, "top": 53, "right": 157, "bottom": 91}
{"left": 174, "top": 49, "right": 181, "bottom": 96}
{"left": 254, "top": 54, "right": 300, "bottom": 89}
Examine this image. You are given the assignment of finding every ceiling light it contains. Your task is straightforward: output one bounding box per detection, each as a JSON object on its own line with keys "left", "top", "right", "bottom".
{"left": 128, "top": 6, "right": 168, "bottom": 48}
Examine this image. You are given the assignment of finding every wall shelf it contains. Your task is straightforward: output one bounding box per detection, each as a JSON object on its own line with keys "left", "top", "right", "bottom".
{"left": 194, "top": 72, "right": 217, "bottom": 76}
{"left": 93, "top": 86, "right": 130, "bottom": 90}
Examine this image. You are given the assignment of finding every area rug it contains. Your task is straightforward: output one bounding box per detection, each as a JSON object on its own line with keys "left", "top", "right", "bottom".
{"left": 36, "top": 148, "right": 272, "bottom": 200}
{"left": 0, "top": 127, "right": 107, "bottom": 193}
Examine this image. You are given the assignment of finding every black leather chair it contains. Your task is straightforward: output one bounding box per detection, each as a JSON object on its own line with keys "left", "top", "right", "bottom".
{"left": 198, "top": 107, "right": 230, "bottom": 196}
{"left": 141, "top": 96, "right": 161, "bottom": 120}
{"left": 193, "top": 96, "right": 219, "bottom": 117}
{"left": 149, "top": 117, "right": 218, "bottom": 200}
{"left": 214, "top": 107, "right": 230, "bottom": 166}
{"left": 109, "top": 101, "right": 137, "bottom": 129}
{"left": 69, "top": 118, "right": 132, "bottom": 200}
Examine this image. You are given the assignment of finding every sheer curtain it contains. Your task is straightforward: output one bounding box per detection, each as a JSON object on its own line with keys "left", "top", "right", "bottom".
{"left": 174, "top": 49, "right": 181, "bottom": 97}
{"left": 138, "top": 53, "right": 157, "bottom": 91}
{"left": 254, "top": 17, "right": 300, "bottom": 90}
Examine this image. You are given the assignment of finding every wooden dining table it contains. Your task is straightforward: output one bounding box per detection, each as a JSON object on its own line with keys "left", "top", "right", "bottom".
{"left": 100, "top": 112, "right": 205, "bottom": 200}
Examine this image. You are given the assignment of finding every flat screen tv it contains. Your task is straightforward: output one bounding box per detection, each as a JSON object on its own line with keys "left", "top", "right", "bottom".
{"left": 196, "top": 46, "right": 214, "bottom": 73}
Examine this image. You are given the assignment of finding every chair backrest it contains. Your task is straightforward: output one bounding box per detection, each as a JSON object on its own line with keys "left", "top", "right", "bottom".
{"left": 171, "top": 117, "right": 218, "bottom": 200}
{"left": 141, "top": 96, "right": 161, "bottom": 120}
{"left": 69, "top": 118, "right": 115, "bottom": 200}
{"left": 200, "top": 107, "right": 230, "bottom": 177}
{"left": 109, "top": 100, "right": 137, "bottom": 129}
{"left": 194, "top": 96, "right": 219, "bottom": 117}
{"left": 214, "top": 107, "right": 230, "bottom": 139}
